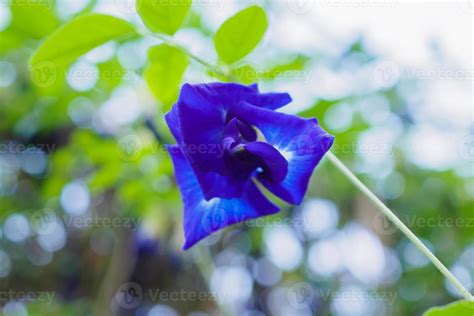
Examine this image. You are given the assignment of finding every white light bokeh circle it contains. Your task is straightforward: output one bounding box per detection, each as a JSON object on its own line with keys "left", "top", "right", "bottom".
{"left": 264, "top": 225, "right": 303, "bottom": 271}
{"left": 60, "top": 181, "right": 90, "bottom": 215}
{"left": 4, "top": 214, "right": 31, "bottom": 243}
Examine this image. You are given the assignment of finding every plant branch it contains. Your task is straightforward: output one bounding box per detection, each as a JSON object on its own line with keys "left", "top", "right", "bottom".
{"left": 140, "top": 31, "right": 231, "bottom": 80}
{"left": 326, "top": 151, "right": 473, "bottom": 301}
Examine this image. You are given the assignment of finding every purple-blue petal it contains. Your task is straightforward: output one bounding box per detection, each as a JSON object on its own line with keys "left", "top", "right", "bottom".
{"left": 177, "top": 83, "right": 228, "bottom": 173}
{"left": 172, "top": 83, "right": 292, "bottom": 173}
{"left": 232, "top": 101, "right": 334, "bottom": 205}
{"left": 246, "top": 91, "right": 292, "bottom": 110}
{"left": 243, "top": 141, "right": 288, "bottom": 182}
{"left": 164, "top": 103, "right": 182, "bottom": 144}
{"left": 167, "top": 145, "right": 279, "bottom": 250}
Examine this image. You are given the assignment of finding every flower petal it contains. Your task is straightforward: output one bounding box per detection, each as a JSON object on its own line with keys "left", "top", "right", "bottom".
{"left": 232, "top": 101, "right": 334, "bottom": 205}
{"left": 174, "top": 83, "right": 292, "bottom": 172}
{"left": 243, "top": 141, "right": 288, "bottom": 182}
{"left": 167, "top": 145, "right": 279, "bottom": 250}
{"left": 177, "top": 83, "right": 228, "bottom": 173}
{"left": 165, "top": 85, "right": 252, "bottom": 200}
{"left": 166, "top": 83, "right": 302, "bottom": 201}
{"left": 246, "top": 92, "right": 292, "bottom": 110}
{"left": 164, "top": 103, "right": 182, "bottom": 144}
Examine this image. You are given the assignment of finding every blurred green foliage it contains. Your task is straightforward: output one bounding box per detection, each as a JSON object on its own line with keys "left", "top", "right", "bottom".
{"left": 0, "top": 1, "right": 472, "bottom": 316}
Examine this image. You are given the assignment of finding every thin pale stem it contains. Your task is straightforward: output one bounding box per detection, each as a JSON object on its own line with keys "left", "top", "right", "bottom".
{"left": 140, "top": 31, "right": 231, "bottom": 80}
{"left": 326, "top": 151, "right": 473, "bottom": 301}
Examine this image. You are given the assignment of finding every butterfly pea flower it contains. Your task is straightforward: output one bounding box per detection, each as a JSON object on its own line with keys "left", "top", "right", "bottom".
{"left": 165, "top": 82, "right": 334, "bottom": 250}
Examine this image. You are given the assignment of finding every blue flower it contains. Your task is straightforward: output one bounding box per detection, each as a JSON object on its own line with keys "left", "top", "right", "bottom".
{"left": 165, "top": 82, "right": 334, "bottom": 250}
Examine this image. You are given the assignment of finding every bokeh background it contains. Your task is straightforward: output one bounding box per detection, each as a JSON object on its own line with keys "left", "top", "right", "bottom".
{"left": 0, "top": 0, "right": 472, "bottom": 315}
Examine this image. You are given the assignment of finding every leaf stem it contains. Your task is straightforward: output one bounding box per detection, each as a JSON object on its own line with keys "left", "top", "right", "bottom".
{"left": 140, "top": 31, "right": 230, "bottom": 79}
{"left": 326, "top": 151, "right": 473, "bottom": 301}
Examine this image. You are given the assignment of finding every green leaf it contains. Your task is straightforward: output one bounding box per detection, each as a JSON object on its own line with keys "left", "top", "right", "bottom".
{"left": 0, "top": 31, "right": 23, "bottom": 56}
{"left": 214, "top": 6, "right": 268, "bottom": 64}
{"left": 137, "top": 0, "right": 192, "bottom": 35}
{"left": 423, "top": 300, "right": 474, "bottom": 316}
{"left": 10, "top": 0, "right": 59, "bottom": 39}
{"left": 144, "top": 44, "right": 189, "bottom": 107}
{"left": 30, "top": 14, "right": 136, "bottom": 89}
{"left": 31, "top": 14, "right": 136, "bottom": 68}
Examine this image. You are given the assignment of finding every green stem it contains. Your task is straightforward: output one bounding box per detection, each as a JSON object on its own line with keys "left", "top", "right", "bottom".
{"left": 326, "top": 151, "right": 473, "bottom": 301}
{"left": 140, "top": 31, "right": 230, "bottom": 79}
